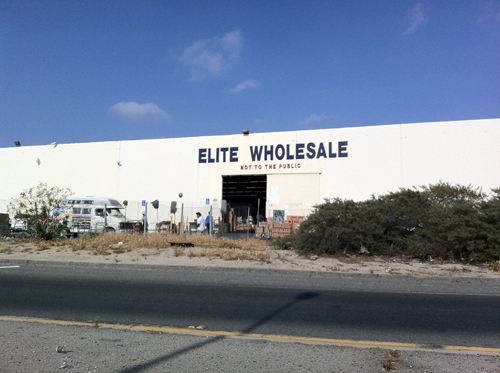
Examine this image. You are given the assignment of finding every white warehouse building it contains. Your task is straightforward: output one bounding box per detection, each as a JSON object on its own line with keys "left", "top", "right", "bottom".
{"left": 1, "top": 118, "right": 499, "bottom": 229}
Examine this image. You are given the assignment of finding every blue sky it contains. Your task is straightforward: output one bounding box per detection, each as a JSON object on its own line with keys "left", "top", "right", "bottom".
{"left": 1, "top": 0, "right": 499, "bottom": 148}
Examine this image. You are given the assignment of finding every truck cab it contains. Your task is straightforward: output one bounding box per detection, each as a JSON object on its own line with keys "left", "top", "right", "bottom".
{"left": 57, "top": 197, "right": 126, "bottom": 234}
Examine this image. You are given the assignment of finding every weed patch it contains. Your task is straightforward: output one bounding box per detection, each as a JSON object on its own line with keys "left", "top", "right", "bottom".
{"left": 88, "top": 317, "right": 100, "bottom": 327}
{"left": 381, "top": 359, "right": 407, "bottom": 371}
{"left": 490, "top": 261, "right": 500, "bottom": 272}
{"left": 0, "top": 247, "right": 13, "bottom": 254}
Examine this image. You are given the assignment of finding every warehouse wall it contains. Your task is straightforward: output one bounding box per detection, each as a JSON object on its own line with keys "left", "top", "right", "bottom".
{"left": 1, "top": 118, "right": 499, "bottom": 218}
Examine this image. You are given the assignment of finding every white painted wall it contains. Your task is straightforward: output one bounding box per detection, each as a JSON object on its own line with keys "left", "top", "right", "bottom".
{"left": 400, "top": 120, "right": 500, "bottom": 191}
{"left": 267, "top": 173, "right": 320, "bottom": 217}
{"left": 1, "top": 119, "right": 499, "bottom": 219}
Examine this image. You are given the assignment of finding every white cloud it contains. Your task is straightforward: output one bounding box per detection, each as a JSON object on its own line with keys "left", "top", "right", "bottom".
{"left": 179, "top": 30, "right": 244, "bottom": 81}
{"left": 297, "top": 114, "right": 334, "bottom": 127}
{"left": 405, "top": 3, "right": 428, "bottom": 34}
{"left": 230, "top": 80, "right": 259, "bottom": 93}
{"left": 108, "top": 102, "right": 172, "bottom": 122}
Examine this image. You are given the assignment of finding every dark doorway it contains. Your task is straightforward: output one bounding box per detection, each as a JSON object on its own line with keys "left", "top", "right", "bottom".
{"left": 222, "top": 175, "right": 266, "bottom": 221}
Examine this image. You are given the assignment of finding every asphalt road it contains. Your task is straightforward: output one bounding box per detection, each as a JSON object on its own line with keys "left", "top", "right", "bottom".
{"left": 1, "top": 265, "right": 499, "bottom": 350}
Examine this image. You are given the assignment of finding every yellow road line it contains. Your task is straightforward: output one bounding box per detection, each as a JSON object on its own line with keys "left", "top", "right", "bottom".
{"left": 2, "top": 315, "right": 499, "bottom": 354}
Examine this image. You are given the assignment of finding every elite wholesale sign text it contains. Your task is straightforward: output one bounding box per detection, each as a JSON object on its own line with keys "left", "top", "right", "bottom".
{"left": 198, "top": 141, "right": 349, "bottom": 164}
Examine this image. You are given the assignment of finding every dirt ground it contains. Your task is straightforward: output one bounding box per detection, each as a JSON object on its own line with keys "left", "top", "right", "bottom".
{"left": 1, "top": 238, "right": 499, "bottom": 278}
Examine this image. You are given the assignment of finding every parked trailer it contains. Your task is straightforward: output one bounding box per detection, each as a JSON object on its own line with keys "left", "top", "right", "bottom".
{"left": 56, "top": 197, "right": 126, "bottom": 235}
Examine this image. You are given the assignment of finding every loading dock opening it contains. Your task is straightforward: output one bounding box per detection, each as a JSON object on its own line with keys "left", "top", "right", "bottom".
{"left": 222, "top": 175, "right": 267, "bottom": 222}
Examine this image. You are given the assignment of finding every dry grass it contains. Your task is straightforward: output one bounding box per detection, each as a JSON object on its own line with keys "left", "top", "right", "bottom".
{"left": 385, "top": 350, "right": 400, "bottom": 359}
{"left": 68, "top": 232, "right": 267, "bottom": 252}
{"left": 490, "top": 261, "right": 500, "bottom": 272}
{"left": 0, "top": 246, "right": 13, "bottom": 254}
{"left": 197, "top": 247, "right": 271, "bottom": 263}
{"left": 448, "top": 266, "right": 472, "bottom": 273}
{"left": 6, "top": 233, "right": 497, "bottom": 270}
{"left": 34, "top": 242, "right": 54, "bottom": 251}
{"left": 14, "top": 232, "right": 272, "bottom": 262}
{"left": 173, "top": 247, "right": 185, "bottom": 257}
{"left": 381, "top": 350, "right": 407, "bottom": 371}
{"left": 381, "top": 359, "right": 408, "bottom": 371}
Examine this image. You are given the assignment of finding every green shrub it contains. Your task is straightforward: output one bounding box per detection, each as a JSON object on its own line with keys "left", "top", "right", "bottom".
{"left": 423, "top": 184, "right": 500, "bottom": 262}
{"left": 270, "top": 236, "right": 293, "bottom": 250}
{"left": 291, "top": 182, "right": 500, "bottom": 262}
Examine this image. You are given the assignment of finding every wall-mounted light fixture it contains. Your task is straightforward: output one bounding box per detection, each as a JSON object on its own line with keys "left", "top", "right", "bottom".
{"left": 242, "top": 129, "right": 249, "bottom": 135}
{"left": 14, "top": 141, "right": 21, "bottom": 147}
{"left": 116, "top": 160, "right": 122, "bottom": 166}
{"left": 36, "top": 158, "right": 41, "bottom": 165}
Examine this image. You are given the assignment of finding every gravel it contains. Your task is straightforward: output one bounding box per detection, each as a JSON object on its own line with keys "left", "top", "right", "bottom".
{"left": 2, "top": 319, "right": 499, "bottom": 373}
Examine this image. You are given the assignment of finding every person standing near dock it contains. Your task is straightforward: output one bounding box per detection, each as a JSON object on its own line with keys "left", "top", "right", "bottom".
{"left": 196, "top": 212, "right": 205, "bottom": 233}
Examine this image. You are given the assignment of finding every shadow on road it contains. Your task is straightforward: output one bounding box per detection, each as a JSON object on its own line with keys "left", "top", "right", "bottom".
{"left": 118, "top": 292, "right": 319, "bottom": 373}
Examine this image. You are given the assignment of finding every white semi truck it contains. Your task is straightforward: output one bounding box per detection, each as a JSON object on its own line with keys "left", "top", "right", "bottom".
{"left": 55, "top": 196, "right": 126, "bottom": 234}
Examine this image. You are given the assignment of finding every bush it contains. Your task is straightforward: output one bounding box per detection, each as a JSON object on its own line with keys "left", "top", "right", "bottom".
{"left": 290, "top": 182, "right": 500, "bottom": 263}
{"left": 7, "top": 182, "right": 73, "bottom": 240}
{"left": 270, "top": 236, "right": 293, "bottom": 251}
{"left": 423, "top": 184, "right": 500, "bottom": 261}
{"left": 288, "top": 198, "right": 379, "bottom": 255}
{"left": 372, "top": 188, "right": 431, "bottom": 255}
